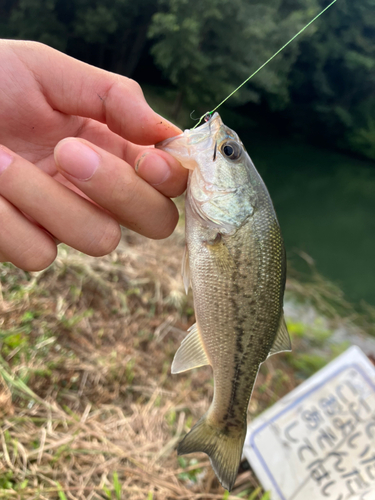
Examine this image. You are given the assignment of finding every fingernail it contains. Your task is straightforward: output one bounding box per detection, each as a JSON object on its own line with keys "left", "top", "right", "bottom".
{"left": 0, "top": 147, "right": 13, "bottom": 174}
{"left": 55, "top": 140, "right": 100, "bottom": 180}
{"left": 135, "top": 152, "right": 170, "bottom": 186}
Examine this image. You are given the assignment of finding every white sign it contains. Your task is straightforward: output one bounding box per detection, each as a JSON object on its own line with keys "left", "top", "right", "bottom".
{"left": 243, "top": 346, "right": 375, "bottom": 500}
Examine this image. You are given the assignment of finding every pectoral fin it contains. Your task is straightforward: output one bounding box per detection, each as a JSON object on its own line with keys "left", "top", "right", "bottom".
{"left": 205, "top": 234, "right": 236, "bottom": 274}
{"left": 181, "top": 245, "right": 191, "bottom": 294}
{"left": 172, "top": 323, "right": 210, "bottom": 374}
{"left": 268, "top": 315, "right": 291, "bottom": 357}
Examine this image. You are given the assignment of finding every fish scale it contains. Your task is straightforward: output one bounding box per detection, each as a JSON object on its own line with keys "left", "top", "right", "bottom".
{"left": 157, "top": 113, "right": 291, "bottom": 491}
{"left": 193, "top": 212, "right": 282, "bottom": 425}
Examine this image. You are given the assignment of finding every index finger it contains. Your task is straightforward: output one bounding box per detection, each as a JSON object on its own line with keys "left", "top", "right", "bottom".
{"left": 14, "top": 41, "right": 181, "bottom": 145}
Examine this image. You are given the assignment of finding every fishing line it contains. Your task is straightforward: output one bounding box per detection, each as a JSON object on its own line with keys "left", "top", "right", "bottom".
{"left": 192, "top": 0, "right": 337, "bottom": 129}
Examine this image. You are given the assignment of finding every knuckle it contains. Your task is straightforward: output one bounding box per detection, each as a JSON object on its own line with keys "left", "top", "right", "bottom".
{"left": 0, "top": 198, "right": 57, "bottom": 271}
{"left": 17, "top": 40, "right": 51, "bottom": 59}
{"left": 111, "top": 170, "right": 140, "bottom": 207}
{"left": 170, "top": 181, "right": 187, "bottom": 198}
{"left": 24, "top": 253, "right": 57, "bottom": 272}
{"left": 14, "top": 242, "right": 57, "bottom": 272}
{"left": 125, "top": 78, "right": 143, "bottom": 96}
{"left": 27, "top": 40, "right": 46, "bottom": 51}
{"left": 89, "top": 219, "right": 121, "bottom": 256}
{"left": 152, "top": 206, "right": 179, "bottom": 240}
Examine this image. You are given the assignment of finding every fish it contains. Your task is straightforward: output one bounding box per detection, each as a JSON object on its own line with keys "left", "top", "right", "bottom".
{"left": 156, "top": 112, "right": 291, "bottom": 491}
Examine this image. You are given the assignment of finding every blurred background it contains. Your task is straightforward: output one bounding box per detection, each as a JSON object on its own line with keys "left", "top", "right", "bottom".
{"left": 1, "top": 1, "right": 375, "bottom": 499}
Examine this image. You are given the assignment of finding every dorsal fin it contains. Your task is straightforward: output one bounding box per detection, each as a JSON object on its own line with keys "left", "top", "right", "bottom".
{"left": 172, "top": 323, "right": 210, "bottom": 374}
{"left": 268, "top": 315, "right": 291, "bottom": 357}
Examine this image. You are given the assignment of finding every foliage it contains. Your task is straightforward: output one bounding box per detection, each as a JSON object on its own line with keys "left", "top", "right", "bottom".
{"left": 285, "top": 318, "right": 350, "bottom": 378}
{"left": 2, "top": 0, "right": 158, "bottom": 75}
{"left": 177, "top": 457, "right": 203, "bottom": 483}
{"left": 148, "top": 0, "right": 320, "bottom": 111}
{"left": 287, "top": 0, "right": 375, "bottom": 158}
{"left": 348, "top": 99, "right": 375, "bottom": 159}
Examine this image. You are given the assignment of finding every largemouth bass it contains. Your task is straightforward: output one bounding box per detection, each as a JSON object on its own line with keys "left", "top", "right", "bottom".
{"left": 157, "top": 113, "right": 291, "bottom": 491}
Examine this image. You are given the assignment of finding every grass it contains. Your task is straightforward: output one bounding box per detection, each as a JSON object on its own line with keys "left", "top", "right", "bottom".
{"left": 0, "top": 210, "right": 266, "bottom": 499}
{"left": 0, "top": 198, "right": 373, "bottom": 499}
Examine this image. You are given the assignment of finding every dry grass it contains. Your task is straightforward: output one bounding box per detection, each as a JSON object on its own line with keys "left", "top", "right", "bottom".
{"left": 0, "top": 211, "right": 274, "bottom": 500}
{"left": 0, "top": 203, "right": 370, "bottom": 499}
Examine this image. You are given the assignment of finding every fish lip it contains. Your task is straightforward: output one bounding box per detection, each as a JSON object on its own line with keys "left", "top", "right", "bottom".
{"left": 155, "top": 133, "right": 184, "bottom": 149}
{"left": 155, "top": 113, "right": 225, "bottom": 170}
{"left": 155, "top": 112, "right": 223, "bottom": 148}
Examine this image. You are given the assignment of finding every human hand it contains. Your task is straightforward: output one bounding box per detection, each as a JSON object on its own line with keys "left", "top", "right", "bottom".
{"left": 0, "top": 40, "right": 186, "bottom": 271}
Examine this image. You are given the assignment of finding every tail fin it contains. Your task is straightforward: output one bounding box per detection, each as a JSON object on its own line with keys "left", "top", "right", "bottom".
{"left": 177, "top": 414, "right": 246, "bottom": 491}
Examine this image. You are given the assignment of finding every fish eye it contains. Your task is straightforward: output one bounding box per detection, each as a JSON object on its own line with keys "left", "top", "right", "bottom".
{"left": 220, "top": 140, "right": 242, "bottom": 161}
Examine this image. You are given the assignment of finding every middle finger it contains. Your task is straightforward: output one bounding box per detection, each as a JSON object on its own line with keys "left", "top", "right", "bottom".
{"left": 54, "top": 138, "right": 182, "bottom": 239}
{"left": 0, "top": 145, "right": 121, "bottom": 256}
{"left": 78, "top": 121, "right": 187, "bottom": 197}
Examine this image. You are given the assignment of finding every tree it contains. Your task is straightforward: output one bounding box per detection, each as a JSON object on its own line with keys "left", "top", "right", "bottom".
{"left": 6, "top": 0, "right": 68, "bottom": 52}
{"left": 148, "top": 0, "right": 320, "bottom": 118}
{"left": 3, "top": 0, "right": 157, "bottom": 77}
{"left": 288, "top": 0, "right": 375, "bottom": 158}
{"left": 71, "top": 0, "right": 157, "bottom": 75}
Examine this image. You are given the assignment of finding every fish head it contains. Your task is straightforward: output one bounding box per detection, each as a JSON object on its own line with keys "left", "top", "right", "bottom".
{"left": 156, "top": 113, "right": 256, "bottom": 235}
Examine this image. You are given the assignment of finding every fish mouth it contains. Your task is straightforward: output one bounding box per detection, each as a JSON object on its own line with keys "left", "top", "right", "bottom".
{"left": 156, "top": 113, "right": 224, "bottom": 170}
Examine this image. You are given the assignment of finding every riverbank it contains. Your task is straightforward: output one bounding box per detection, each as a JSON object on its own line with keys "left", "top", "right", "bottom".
{"left": 1, "top": 200, "right": 374, "bottom": 498}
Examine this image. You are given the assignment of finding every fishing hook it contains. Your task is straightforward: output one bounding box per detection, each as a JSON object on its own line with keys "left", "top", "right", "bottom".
{"left": 190, "top": 110, "right": 199, "bottom": 121}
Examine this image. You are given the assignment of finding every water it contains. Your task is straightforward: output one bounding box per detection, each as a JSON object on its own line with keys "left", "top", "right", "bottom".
{"left": 236, "top": 124, "right": 375, "bottom": 305}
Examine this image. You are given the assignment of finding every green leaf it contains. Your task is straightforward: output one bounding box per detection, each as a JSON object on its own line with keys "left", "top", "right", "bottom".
{"left": 19, "top": 479, "right": 28, "bottom": 490}
{"left": 56, "top": 483, "right": 68, "bottom": 500}
{"left": 248, "top": 487, "right": 262, "bottom": 500}
{"left": 113, "top": 472, "right": 121, "bottom": 500}
{"left": 102, "top": 486, "right": 112, "bottom": 499}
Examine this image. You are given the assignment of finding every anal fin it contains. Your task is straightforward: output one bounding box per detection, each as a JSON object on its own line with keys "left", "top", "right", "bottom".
{"left": 268, "top": 314, "right": 292, "bottom": 357}
{"left": 172, "top": 323, "right": 210, "bottom": 374}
